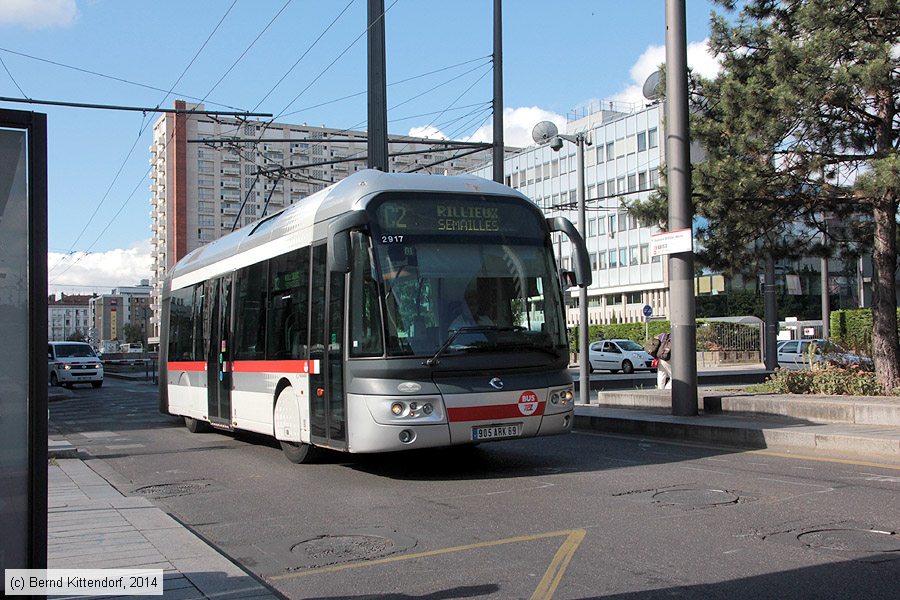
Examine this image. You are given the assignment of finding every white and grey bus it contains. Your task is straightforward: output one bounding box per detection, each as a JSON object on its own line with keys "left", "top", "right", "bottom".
{"left": 159, "top": 170, "right": 590, "bottom": 462}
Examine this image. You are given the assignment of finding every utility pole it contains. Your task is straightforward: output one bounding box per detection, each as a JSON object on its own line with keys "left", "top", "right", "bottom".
{"left": 367, "top": 0, "right": 389, "bottom": 171}
{"left": 764, "top": 249, "right": 779, "bottom": 369}
{"left": 492, "top": 0, "right": 504, "bottom": 184}
{"left": 665, "top": 0, "right": 698, "bottom": 416}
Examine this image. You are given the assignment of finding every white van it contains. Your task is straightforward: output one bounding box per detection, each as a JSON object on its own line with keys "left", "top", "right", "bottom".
{"left": 48, "top": 342, "right": 104, "bottom": 388}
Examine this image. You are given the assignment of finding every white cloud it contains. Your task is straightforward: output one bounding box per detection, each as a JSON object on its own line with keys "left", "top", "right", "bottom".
{"left": 407, "top": 125, "right": 448, "bottom": 140}
{"left": 0, "top": 0, "right": 78, "bottom": 29}
{"left": 48, "top": 240, "right": 152, "bottom": 295}
{"left": 610, "top": 38, "right": 722, "bottom": 105}
{"left": 465, "top": 106, "right": 567, "bottom": 148}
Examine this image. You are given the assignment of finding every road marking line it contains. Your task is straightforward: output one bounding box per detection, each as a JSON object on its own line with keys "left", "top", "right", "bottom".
{"left": 529, "top": 529, "right": 586, "bottom": 600}
{"left": 749, "top": 450, "right": 900, "bottom": 471}
{"left": 271, "top": 528, "right": 586, "bottom": 600}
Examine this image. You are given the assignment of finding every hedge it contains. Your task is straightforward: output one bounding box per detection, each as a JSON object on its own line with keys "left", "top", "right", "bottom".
{"left": 830, "top": 308, "right": 900, "bottom": 356}
{"left": 568, "top": 319, "right": 761, "bottom": 353}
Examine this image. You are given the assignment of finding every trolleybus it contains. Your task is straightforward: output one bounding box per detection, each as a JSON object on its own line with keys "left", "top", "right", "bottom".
{"left": 159, "top": 170, "right": 590, "bottom": 462}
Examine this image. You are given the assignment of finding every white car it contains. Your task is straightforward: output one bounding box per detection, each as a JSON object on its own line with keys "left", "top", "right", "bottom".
{"left": 49, "top": 342, "right": 104, "bottom": 388}
{"left": 777, "top": 339, "right": 873, "bottom": 370}
{"left": 588, "top": 339, "right": 656, "bottom": 374}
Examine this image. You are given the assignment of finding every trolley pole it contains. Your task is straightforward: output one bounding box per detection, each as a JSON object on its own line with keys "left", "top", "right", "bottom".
{"left": 665, "top": 0, "right": 698, "bottom": 416}
{"left": 367, "top": 0, "right": 389, "bottom": 171}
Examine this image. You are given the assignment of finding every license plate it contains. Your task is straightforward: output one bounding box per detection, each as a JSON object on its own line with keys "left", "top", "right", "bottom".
{"left": 472, "top": 424, "right": 521, "bottom": 441}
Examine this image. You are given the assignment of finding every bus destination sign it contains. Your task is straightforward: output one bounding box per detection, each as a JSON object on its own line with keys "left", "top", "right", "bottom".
{"left": 375, "top": 195, "right": 540, "bottom": 238}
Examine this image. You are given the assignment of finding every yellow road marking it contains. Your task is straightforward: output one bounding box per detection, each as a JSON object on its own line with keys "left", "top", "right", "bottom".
{"left": 748, "top": 449, "right": 900, "bottom": 470}
{"left": 530, "top": 529, "right": 586, "bottom": 600}
{"left": 272, "top": 528, "right": 586, "bottom": 600}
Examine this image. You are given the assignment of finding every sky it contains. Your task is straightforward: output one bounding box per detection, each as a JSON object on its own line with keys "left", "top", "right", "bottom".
{"left": 0, "top": 0, "right": 723, "bottom": 295}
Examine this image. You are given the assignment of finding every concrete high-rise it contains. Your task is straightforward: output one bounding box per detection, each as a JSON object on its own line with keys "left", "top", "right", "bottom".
{"left": 148, "top": 101, "right": 494, "bottom": 341}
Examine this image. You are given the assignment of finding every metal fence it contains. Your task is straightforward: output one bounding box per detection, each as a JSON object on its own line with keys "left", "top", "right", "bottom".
{"left": 696, "top": 317, "right": 763, "bottom": 366}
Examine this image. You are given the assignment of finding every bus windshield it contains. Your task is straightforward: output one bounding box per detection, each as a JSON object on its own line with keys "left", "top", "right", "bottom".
{"left": 370, "top": 194, "right": 567, "bottom": 358}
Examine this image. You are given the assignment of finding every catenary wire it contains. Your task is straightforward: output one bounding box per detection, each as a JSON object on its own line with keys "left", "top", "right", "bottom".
{"left": 0, "top": 54, "right": 28, "bottom": 98}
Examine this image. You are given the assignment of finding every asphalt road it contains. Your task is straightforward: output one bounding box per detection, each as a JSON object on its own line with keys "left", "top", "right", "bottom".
{"left": 51, "top": 379, "right": 900, "bottom": 599}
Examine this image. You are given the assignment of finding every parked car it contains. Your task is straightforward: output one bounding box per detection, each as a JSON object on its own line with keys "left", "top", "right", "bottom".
{"left": 776, "top": 339, "right": 873, "bottom": 370}
{"left": 588, "top": 339, "right": 656, "bottom": 374}
{"left": 48, "top": 341, "right": 104, "bottom": 388}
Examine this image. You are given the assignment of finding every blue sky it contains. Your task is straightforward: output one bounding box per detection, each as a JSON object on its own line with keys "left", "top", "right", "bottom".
{"left": 0, "top": 0, "right": 719, "bottom": 294}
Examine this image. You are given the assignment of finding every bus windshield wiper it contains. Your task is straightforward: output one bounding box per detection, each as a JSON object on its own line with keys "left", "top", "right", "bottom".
{"left": 424, "top": 326, "right": 511, "bottom": 367}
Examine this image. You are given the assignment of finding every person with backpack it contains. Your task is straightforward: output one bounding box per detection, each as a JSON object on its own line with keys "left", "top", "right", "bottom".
{"left": 645, "top": 332, "right": 672, "bottom": 389}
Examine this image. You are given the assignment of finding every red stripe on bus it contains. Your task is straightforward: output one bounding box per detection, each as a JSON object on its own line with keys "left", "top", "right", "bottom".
{"left": 167, "top": 361, "right": 206, "bottom": 372}
{"left": 447, "top": 402, "right": 545, "bottom": 422}
{"left": 231, "top": 360, "right": 320, "bottom": 374}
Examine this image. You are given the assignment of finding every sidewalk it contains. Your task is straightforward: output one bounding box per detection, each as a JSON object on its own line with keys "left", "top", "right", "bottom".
{"left": 574, "top": 388, "right": 900, "bottom": 463}
{"left": 48, "top": 458, "right": 280, "bottom": 600}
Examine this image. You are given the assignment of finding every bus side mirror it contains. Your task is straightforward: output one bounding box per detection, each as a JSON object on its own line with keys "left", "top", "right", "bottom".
{"left": 561, "top": 270, "right": 578, "bottom": 289}
{"left": 545, "top": 216, "right": 592, "bottom": 288}
{"left": 328, "top": 211, "right": 369, "bottom": 273}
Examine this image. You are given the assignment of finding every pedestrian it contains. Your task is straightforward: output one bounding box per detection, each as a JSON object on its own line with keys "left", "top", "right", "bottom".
{"left": 647, "top": 332, "right": 672, "bottom": 390}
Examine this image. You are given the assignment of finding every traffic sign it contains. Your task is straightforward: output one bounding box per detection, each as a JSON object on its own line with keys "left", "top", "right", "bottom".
{"left": 650, "top": 228, "right": 693, "bottom": 256}
{"left": 642, "top": 304, "right": 653, "bottom": 317}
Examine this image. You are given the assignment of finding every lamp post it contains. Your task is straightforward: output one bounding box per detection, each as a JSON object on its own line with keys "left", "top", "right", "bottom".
{"left": 532, "top": 121, "right": 592, "bottom": 405}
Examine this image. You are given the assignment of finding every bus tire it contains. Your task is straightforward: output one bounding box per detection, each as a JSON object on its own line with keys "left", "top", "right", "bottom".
{"left": 184, "top": 416, "right": 210, "bottom": 433}
{"left": 280, "top": 441, "right": 319, "bottom": 464}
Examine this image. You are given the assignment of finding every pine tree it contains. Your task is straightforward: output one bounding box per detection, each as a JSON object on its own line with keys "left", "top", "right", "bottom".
{"left": 635, "top": 0, "right": 899, "bottom": 391}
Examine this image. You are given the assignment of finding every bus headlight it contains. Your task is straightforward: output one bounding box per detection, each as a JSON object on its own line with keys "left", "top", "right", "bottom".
{"left": 422, "top": 403, "right": 433, "bottom": 415}
{"left": 391, "top": 402, "right": 404, "bottom": 416}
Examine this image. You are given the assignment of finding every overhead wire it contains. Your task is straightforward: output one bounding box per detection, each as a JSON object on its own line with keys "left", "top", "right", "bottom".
{"left": 0, "top": 45, "right": 245, "bottom": 112}
{"left": 0, "top": 54, "right": 28, "bottom": 98}
{"left": 50, "top": 0, "right": 240, "bottom": 278}
{"left": 52, "top": 0, "right": 288, "bottom": 283}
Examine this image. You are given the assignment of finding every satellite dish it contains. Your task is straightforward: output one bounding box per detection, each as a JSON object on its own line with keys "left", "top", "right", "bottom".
{"left": 532, "top": 120, "right": 559, "bottom": 145}
{"left": 642, "top": 70, "right": 663, "bottom": 100}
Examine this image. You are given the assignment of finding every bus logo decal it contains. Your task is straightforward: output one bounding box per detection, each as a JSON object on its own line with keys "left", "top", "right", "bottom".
{"left": 518, "top": 391, "right": 540, "bottom": 416}
{"left": 489, "top": 377, "right": 504, "bottom": 390}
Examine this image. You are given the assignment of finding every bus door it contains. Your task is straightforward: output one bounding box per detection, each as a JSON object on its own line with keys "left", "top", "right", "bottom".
{"left": 308, "top": 244, "right": 347, "bottom": 449}
{"left": 205, "top": 275, "right": 233, "bottom": 427}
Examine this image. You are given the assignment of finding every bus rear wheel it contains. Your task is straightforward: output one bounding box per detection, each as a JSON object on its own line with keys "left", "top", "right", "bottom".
{"left": 184, "top": 416, "right": 210, "bottom": 433}
{"left": 280, "top": 441, "right": 319, "bottom": 464}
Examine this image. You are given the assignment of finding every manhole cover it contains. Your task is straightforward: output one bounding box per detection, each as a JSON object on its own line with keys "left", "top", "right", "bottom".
{"left": 652, "top": 488, "right": 739, "bottom": 508}
{"left": 798, "top": 529, "right": 900, "bottom": 554}
{"left": 134, "top": 482, "right": 209, "bottom": 498}
{"left": 291, "top": 535, "right": 395, "bottom": 567}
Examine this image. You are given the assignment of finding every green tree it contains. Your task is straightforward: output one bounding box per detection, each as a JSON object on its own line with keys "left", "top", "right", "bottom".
{"left": 123, "top": 322, "right": 145, "bottom": 345}
{"left": 66, "top": 329, "right": 86, "bottom": 342}
{"left": 635, "top": 0, "right": 899, "bottom": 391}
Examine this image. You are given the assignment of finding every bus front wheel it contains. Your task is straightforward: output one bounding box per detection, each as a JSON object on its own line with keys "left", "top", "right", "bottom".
{"left": 280, "top": 441, "right": 319, "bottom": 464}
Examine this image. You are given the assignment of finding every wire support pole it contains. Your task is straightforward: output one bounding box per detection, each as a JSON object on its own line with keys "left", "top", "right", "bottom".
{"left": 665, "top": 0, "right": 698, "bottom": 416}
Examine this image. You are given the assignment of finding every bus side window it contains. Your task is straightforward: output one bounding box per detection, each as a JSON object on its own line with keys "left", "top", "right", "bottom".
{"left": 268, "top": 247, "right": 310, "bottom": 359}
{"left": 349, "top": 232, "right": 384, "bottom": 357}
{"left": 234, "top": 261, "right": 268, "bottom": 360}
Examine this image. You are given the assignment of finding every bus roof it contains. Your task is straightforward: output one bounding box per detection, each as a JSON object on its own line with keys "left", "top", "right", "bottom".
{"left": 167, "top": 170, "right": 527, "bottom": 290}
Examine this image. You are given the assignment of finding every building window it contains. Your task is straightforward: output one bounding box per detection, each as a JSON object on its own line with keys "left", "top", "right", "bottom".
{"left": 617, "top": 211, "right": 627, "bottom": 232}
{"left": 617, "top": 176, "right": 626, "bottom": 195}
{"left": 596, "top": 145, "right": 604, "bottom": 163}
{"left": 607, "top": 178, "right": 615, "bottom": 196}
{"left": 605, "top": 142, "right": 614, "bottom": 161}
{"left": 627, "top": 174, "right": 637, "bottom": 192}
{"left": 629, "top": 245, "right": 638, "bottom": 266}
{"left": 629, "top": 213, "right": 639, "bottom": 229}
{"left": 626, "top": 291, "right": 642, "bottom": 304}
{"left": 650, "top": 167, "right": 660, "bottom": 188}
{"left": 609, "top": 249, "right": 618, "bottom": 268}
{"left": 619, "top": 248, "right": 628, "bottom": 266}
{"left": 606, "top": 294, "right": 622, "bottom": 306}
{"left": 608, "top": 213, "right": 617, "bottom": 232}
{"left": 596, "top": 216, "right": 606, "bottom": 235}
{"left": 590, "top": 252, "right": 598, "bottom": 271}
{"left": 598, "top": 251, "right": 607, "bottom": 270}
{"left": 588, "top": 218, "right": 598, "bottom": 237}
{"left": 637, "top": 131, "right": 647, "bottom": 152}
{"left": 639, "top": 171, "right": 648, "bottom": 190}
{"left": 640, "top": 244, "right": 649, "bottom": 264}
{"left": 597, "top": 181, "right": 606, "bottom": 198}
{"left": 648, "top": 127, "right": 658, "bottom": 149}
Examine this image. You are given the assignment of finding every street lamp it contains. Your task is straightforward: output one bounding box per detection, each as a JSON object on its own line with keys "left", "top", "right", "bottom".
{"left": 533, "top": 121, "right": 592, "bottom": 405}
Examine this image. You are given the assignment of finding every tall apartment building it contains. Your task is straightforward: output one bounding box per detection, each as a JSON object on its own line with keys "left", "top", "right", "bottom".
{"left": 48, "top": 293, "right": 94, "bottom": 341}
{"left": 471, "top": 102, "right": 684, "bottom": 326}
{"left": 148, "top": 101, "right": 494, "bottom": 340}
